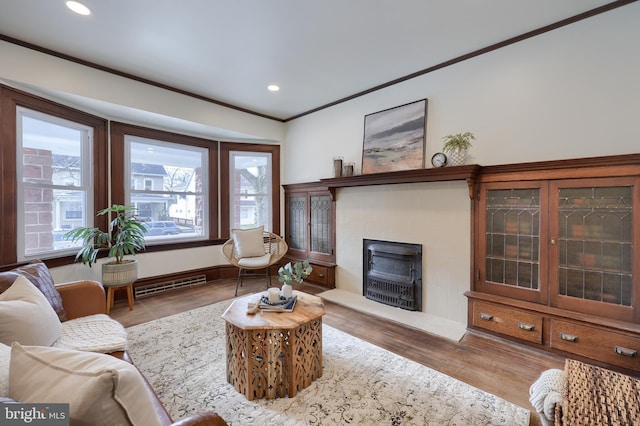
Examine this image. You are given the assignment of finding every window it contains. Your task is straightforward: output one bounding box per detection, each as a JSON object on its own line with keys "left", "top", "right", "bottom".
{"left": 1, "top": 86, "right": 283, "bottom": 265}
{"left": 16, "top": 107, "right": 94, "bottom": 260}
{"left": 123, "top": 133, "right": 210, "bottom": 243}
{"left": 229, "top": 151, "right": 272, "bottom": 230}
{"left": 220, "top": 143, "right": 280, "bottom": 238}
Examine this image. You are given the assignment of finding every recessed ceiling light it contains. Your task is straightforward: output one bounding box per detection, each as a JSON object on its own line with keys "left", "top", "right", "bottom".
{"left": 267, "top": 85, "right": 280, "bottom": 92}
{"left": 66, "top": 1, "right": 91, "bottom": 15}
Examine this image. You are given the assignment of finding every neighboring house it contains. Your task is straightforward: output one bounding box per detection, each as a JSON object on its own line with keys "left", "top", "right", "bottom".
{"left": 130, "top": 162, "right": 170, "bottom": 221}
{"left": 52, "top": 157, "right": 174, "bottom": 229}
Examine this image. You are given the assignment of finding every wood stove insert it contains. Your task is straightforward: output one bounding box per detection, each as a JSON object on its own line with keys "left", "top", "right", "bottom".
{"left": 363, "top": 239, "right": 422, "bottom": 311}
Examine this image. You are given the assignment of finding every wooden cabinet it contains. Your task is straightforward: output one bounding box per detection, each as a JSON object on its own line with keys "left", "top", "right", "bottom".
{"left": 467, "top": 155, "right": 640, "bottom": 372}
{"left": 283, "top": 182, "right": 336, "bottom": 288}
{"left": 467, "top": 292, "right": 640, "bottom": 371}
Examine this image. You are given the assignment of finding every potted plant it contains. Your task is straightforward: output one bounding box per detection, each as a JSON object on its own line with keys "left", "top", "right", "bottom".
{"left": 277, "top": 260, "right": 313, "bottom": 298}
{"left": 64, "top": 204, "right": 147, "bottom": 287}
{"left": 442, "top": 132, "right": 475, "bottom": 166}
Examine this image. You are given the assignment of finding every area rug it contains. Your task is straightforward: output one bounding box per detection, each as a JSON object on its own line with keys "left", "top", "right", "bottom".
{"left": 126, "top": 300, "right": 530, "bottom": 425}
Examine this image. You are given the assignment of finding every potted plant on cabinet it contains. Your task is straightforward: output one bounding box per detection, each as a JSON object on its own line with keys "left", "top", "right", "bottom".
{"left": 277, "top": 260, "right": 313, "bottom": 298}
{"left": 442, "top": 131, "right": 475, "bottom": 166}
{"left": 64, "top": 204, "right": 147, "bottom": 287}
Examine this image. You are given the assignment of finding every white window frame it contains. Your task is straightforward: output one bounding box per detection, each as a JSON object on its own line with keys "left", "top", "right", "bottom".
{"left": 124, "top": 135, "right": 209, "bottom": 244}
{"left": 16, "top": 107, "right": 94, "bottom": 261}
{"left": 229, "top": 151, "right": 273, "bottom": 232}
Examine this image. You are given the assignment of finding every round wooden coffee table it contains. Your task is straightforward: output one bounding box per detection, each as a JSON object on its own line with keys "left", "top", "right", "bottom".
{"left": 222, "top": 291, "right": 325, "bottom": 400}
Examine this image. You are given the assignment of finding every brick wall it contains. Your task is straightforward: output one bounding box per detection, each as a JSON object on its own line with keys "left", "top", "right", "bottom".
{"left": 22, "top": 148, "right": 54, "bottom": 255}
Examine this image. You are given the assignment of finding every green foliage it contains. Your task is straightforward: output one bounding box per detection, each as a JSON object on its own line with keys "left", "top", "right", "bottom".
{"left": 442, "top": 132, "right": 475, "bottom": 153}
{"left": 64, "top": 204, "right": 146, "bottom": 267}
{"left": 277, "top": 260, "right": 313, "bottom": 286}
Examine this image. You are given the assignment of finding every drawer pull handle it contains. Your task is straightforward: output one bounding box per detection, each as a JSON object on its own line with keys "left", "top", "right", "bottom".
{"left": 560, "top": 333, "right": 578, "bottom": 342}
{"left": 318, "top": 273, "right": 325, "bottom": 277}
{"left": 519, "top": 323, "right": 535, "bottom": 331}
{"left": 615, "top": 346, "right": 637, "bottom": 357}
{"left": 479, "top": 313, "right": 493, "bottom": 321}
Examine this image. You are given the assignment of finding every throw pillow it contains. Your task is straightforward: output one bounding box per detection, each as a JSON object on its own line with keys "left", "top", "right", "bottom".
{"left": 0, "top": 275, "right": 62, "bottom": 346}
{"left": 0, "top": 272, "right": 17, "bottom": 295}
{"left": 9, "top": 344, "right": 162, "bottom": 426}
{"left": 15, "top": 260, "right": 67, "bottom": 322}
{"left": 232, "top": 226, "right": 265, "bottom": 258}
{"left": 0, "top": 342, "right": 9, "bottom": 397}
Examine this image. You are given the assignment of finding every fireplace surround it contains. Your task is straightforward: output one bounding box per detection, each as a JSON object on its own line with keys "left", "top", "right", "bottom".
{"left": 363, "top": 239, "right": 422, "bottom": 311}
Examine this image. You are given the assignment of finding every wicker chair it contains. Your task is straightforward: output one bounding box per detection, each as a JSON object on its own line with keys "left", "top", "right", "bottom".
{"left": 222, "top": 230, "right": 288, "bottom": 296}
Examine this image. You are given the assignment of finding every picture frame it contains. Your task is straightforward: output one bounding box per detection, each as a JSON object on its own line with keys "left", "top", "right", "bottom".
{"left": 361, "top": 99, "right": 428, "bottom": 174}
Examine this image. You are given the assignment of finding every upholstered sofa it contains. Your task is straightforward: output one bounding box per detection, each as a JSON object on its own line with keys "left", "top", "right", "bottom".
{"left": 0, "top": 260, "right": 226, "bottom": 426}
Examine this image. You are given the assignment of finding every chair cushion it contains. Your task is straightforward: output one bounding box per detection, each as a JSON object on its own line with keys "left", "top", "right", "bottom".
{"left": 232, "top": 226, "right": 265, "bottom": 258}
{"left": 9, "top": 343, "right": 162, "bottom": 426}
{"left": 54, "top": 314, "right": 127, "bottom": 353}
{"left": 237, "top": 253, "right": 272, "bottom": 268}
{"left": 0, "top": 260, "right": 67, "bottom": 322}
{"left": 0, "top": 275, "right": 62, "bottom": 346}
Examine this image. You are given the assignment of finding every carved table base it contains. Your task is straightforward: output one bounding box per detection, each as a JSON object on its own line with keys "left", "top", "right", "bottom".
{"left": 223, "top": 291, "right": 325, "bottom": 400}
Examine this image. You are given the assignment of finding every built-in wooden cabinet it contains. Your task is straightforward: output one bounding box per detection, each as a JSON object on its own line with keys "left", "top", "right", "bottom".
{"left": 467, "top": 155, "right": 640, "bottom": 372}
{"left": 283, "top": 182, "right": 336, "bottom": 288}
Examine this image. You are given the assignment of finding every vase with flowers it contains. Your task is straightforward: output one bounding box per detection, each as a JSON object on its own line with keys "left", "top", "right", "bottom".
{"left": 277, "top": 260, "right": 313, "bottom": 298}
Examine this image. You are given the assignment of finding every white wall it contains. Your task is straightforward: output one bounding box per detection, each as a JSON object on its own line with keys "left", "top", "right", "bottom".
{"left": 283, "top": 4, "right": 640, "bottom": 330}
{"left": 0, "top": 40, "right": 284, "bottom": 142}
{"left": 49, "top": 246, "right": 228, "bottom": 284}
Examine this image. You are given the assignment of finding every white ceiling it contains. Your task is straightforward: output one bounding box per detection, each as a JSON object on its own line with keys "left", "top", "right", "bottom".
{"left": 0, "top": 0, "right": 620, "bottom": 123}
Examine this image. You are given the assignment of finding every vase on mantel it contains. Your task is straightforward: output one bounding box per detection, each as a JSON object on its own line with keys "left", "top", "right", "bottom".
{"left": 281, "top": 283, "right": 293, "bottom": 298}
{"left": 441, "top": 132, "right": 474, "bottom": 167}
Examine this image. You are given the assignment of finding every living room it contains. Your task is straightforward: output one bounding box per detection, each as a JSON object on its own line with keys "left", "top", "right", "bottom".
{"left": 1, "top": 0, "right": 637, "bottom": 334}
{"left": 1, "top": 1, "right": 639, "bottom": 425}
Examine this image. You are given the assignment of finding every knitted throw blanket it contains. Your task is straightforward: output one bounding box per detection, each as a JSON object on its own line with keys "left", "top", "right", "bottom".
{"left": 530, "top": 367, "right": 565, "bottom": 426}
{"left": 562, "top": 359, "right": 640, "bottom": 426}
{"left": 53, "top": 314, "right": 127, "bottom": 353}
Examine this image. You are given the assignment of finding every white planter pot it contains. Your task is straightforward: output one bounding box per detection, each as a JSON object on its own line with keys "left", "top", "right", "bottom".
{"left": 447, "top": 149, "right": 468, "bottom": 166}
{"left": 102, "top": 259, "right": 138, "bottom": 287}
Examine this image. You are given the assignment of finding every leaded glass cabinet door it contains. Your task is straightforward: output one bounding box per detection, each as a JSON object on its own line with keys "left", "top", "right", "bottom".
{"left": 549, "top": 177, "right": 639, "bottom": 322}
{"left": 477, "top": 181, "right": 549, "bottom": 304}
{"left": 284, "top": 188, "right": 335, "bottom": 264}
{"left": 286, "top": 194, "right": 307, "bottom": 259}
{"left": 309, "top": 193, "right": 333, "bottom": 260}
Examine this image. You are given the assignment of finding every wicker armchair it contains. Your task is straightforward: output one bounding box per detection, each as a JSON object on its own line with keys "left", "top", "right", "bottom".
{"left": 222, "top": 230, "right": 288, "bottom": 296}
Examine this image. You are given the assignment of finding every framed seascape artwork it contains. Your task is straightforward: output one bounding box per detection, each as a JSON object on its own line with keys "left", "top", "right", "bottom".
{"left": 361, "top": 98, "right": 428, "bottom": 174}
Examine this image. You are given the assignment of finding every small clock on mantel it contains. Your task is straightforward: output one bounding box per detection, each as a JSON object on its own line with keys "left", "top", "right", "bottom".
{"left": 431, "top": 152, "right": 447, "bottom": 168}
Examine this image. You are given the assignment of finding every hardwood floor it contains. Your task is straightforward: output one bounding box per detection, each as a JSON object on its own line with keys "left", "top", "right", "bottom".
{"left": 110, "top": 277, "right": 565, "bottom": 426}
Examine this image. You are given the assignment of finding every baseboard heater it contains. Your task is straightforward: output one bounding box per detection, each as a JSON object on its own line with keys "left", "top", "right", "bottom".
{"left": 134, "top": 274, "right": 207, "bottom": 298}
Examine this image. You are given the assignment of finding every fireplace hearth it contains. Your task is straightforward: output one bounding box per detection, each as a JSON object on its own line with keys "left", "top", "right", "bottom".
{"left": 363, "top": 239, "right": 422, "bottom": 311}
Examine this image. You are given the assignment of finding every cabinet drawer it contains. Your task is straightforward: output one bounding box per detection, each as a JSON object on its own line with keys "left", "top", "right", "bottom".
{"left": 472, "top": 301, "right": 543, "bottom": 344}
{"left": 307, "top": 264, "right": 335, "bottom": 287}
{"left": 550, "top": 319, "right": 640, "bottom": 370}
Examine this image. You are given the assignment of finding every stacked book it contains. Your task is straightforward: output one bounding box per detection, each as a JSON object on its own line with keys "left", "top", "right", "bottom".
{"left": 259, "top": 294, "right": 298, "bottom": 312}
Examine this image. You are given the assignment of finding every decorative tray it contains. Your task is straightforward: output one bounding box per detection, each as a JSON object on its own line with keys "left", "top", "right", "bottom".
{"left": 259, "top": 294, "right": 297, "bottom": 312}
{"left": 260, "top": 295, "right": 293, "bottom": 306}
